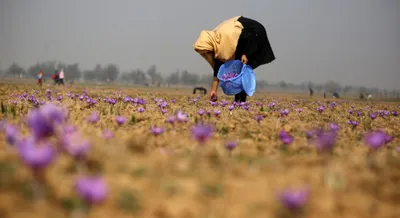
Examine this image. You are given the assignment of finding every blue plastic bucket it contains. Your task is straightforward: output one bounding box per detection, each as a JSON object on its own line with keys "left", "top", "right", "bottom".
{"left": 217, "top": 60, "right": 256, "bottom": 96}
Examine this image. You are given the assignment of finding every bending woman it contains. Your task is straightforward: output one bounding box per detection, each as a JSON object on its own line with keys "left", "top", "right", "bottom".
{"left": 193, "top": 16, "right": 275, "bottom": 102}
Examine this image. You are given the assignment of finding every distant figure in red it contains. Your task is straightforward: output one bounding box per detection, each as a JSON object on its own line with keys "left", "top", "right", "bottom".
{"left": 37, "top": 70, "right": 44, "bottom": 86}
{"left": 52, "top": 70, "right": 59, "bottom": 85}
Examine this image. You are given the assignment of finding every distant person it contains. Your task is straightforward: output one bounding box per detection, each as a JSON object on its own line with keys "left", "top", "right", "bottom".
{"left": 333, "top": 92, "right": 340, "bottom": 98}
{"left": 59, "top": 68, "right": 65, "bottom": 85}
{"left": 309, "top": 88, "right": 314, "bottom": 97}
{"left": 52, "top": 70, "right": 59, "bottom": 85}
{"left": 360, "top": 93, "right": 364, "bottom": 100}
{"left": 193, "top": 16, "right": 275, "bottom": 103}
{"left": 37, "top": 70, "right": 43, "bottom": 87}
{"left": 323, "top": 93, "right": 326, "bottom": 99}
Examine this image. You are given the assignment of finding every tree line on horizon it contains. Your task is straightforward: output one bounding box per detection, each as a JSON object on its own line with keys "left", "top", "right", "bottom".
{"left": 1, "top": 61, "right": 399, "bottom": 98}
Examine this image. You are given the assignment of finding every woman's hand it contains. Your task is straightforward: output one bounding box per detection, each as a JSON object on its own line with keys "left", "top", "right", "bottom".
{"left": 210, "top": 90, "right": 218, "bottom": 102}
{"left": 241, "top": 54, "right": 248, "bottom": 64}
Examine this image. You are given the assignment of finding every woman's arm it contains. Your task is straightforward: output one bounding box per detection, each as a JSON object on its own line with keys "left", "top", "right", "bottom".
{"left": 211, "top": 59, "right": 224, "bottom": 91}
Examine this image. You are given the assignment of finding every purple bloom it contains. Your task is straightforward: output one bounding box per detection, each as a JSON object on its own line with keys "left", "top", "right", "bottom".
{"left": 314, "top": 130, "right": 337, "bottom": 153}
{"left": 4, "top": 123, "right": 20, "bottom": 146}
{"left": 364, "top": 131, "right": 387, "bottom": 150}
{"left": 369, "top": 113, "right": 377, "bottom": 120}
{"left": 197, "top": 109, "right": 205, "bottom": 116}
{"left": 279, "top": 130, "right": 294, "bottom": 145}
{"left": 18, "top": 137, "right": 57, "bottom": 170}
{"left": 39, "top": 103, "right": 67, "bottom": 124}
{"left": 166, "top": 115, "right": 176, "bottom": 124}
{"left": 228, "top": 105, "right": 235, "bottom": 111}
{"left": 160, "top": 108, "right": 167, "bottom": 114}
{"left": 317, "top": 105, "right": 325, "bottom": 113}
{"left": 297, "top": 108, "right": 303, "bottom": 113}
{"left": 115, "top": 116, "right": 127, "bottom": 126}
{"left": 255, "top": 115, "right": 263, "bottom": 124}
{"left": 214, "top": 109, "right": 221, "bottom": 117}
{"left": 392, "top": 111, "right": 398, "bottom": 116}
{"left": 191, "top": 124, "right": 213, "bottom": 144}
{"left": 87, "top": 112, "right": 100, "bottom": 124}
{"left": 26, "top": 110, "right": 55, "bottom": 139}
{"left": 348, "top": 120, "right": 358, "bottom": 127}
{"left": 137, "top": 107, "right": 145, "bottom": 113}
{"left": 62, "top": 132, "right": 91, "bottom": 160}
{"left": 75, "top": 176, "right": 108, "bottom": 204}
{"left": 328, "top": 123, "right": 339, "bottom": 132}
{"left": 280, "top": 109, "right": 289, "bottom": 116}
{"left": 220, "top": 100, "right": 228, "bottom": 107}
{"left": 176, "top": 111, "right": 188, "bottom": 123}
{"left": 171, "top": 98, "right": 176, "bottom": 103}
{"left": 150, "top": 126, "right": 165, "bottom": 136}
{"left": 102, "top": 130, "right": 114, "bottom": 139}
{"left": 278, "top": 188, "right": 309, "bottom": 211}
{"left": 348, "top": 109, "right": 353, "bottom": 115}
{"left": 63, "top": 124, "right": 77, "bottom": 134}
{"left": 224, "top": 141, "right": 238, "bottom": 151}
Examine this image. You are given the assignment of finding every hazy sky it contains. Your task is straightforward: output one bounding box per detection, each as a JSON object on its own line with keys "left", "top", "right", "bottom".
{"left": 0, "top": 0, "right": 399, "bottom": 89}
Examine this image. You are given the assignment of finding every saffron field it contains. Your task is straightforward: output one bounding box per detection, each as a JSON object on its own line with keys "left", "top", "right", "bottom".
{"left": 0, "top": 84, "right": 399, "bottom": 218}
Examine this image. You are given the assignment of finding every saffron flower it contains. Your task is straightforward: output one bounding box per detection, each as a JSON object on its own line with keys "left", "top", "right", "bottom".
{"left": 87, "top": 112, "right": 100, "bottom": 124}
{"left": 279, "top": 130, "right": 294, "bottom": 145}
{"left": 75, "top": 176, "right": 108, "bottom": 204}
{"left": 278, "top": 188, "right": 309, "bottom": 211}
{"left": 191, "top": 124, "right": 213, "bottom": 144}
{"left": 150, "top": 126, "right": 165, "bottom": 136}
{"left": 115, "top": 116, "right": 127, "bottom": 126}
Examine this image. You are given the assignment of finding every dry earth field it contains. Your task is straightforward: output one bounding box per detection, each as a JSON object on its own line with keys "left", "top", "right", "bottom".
{"left": 0, "top": 83, "right": 399, "bottom": 218}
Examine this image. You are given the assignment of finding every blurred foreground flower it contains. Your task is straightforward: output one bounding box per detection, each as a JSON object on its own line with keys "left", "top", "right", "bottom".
{"left": 18, "top": 137, "right": 57, "bottom": 170}
{"left": 61, "top": 131, "right": 91, "bottom": 160}
{"left": 150, "top": 126, "right": 165, "bottom": 136}
{"left": 279, "top": 130, "right": 293, "bottom": 145}
{"left": 87, "top": 112, "right": 100, "bottom": 124}
{"left": 363, "top": 131, "right": 389, "bottom": 151}
{"left": 224, "top": 140, "right": 238, "bottom": 152}
{"left": 75, "top": 176, "right": 108, "bottom": 205}
{"left": 115, "top": 116, "right": 127, "bottom": 126}
{"left": 278, "top": 188, "right": 309, "bottom": 212}
{"left": 255, "top": 115, "right": 263, "bottom": 124}
{"left": 26, "top": 103, "right": 66, "bottom": 139}
{"left": 102, "top": 129, "right": 114, "bottom": 139}
{"left": 314, "top": 130, "right": 337, "bottom": 154}
{"left": 192, "top": 124, "right": 213, "bottom": 144}
{"left": 4, "top": 123, "right": 20, "bottom": 146}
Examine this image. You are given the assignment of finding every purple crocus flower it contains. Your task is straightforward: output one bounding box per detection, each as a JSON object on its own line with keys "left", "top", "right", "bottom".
{"left": 278, "top": 188, "right": 309, "bottom": 211}
{"left": 176, "top": 111, "right": 188, "bottom": 123}
{"left": 348, "top": 120, "right": 358, "bottom": 127}
{"left": 297, "top": 108, "right": 303, "bottom": 113}
{"left": 75, "top": 176, "right": 108, "bottom": 204}
{"left": 171, "top": 98, "right": 176, "bottom": 103}
{"left": 348, "top": 109, "right": 353, "bottom": 115}
{"left": 4, "top": 123, "right": 20, "bottom": 146}
{"left": 18, "top": 137, "right": 57, "bottom": 170}
{"left": 314, "top": 130, "right": 337, "bottom": 153}
{"left": 255, "top": 115, "right": 263, "bottom": 124}
{"left": 40, "top": 103, "right": 67, "bottom": 124}
{"left": 279, "top": 130, "right": 294, "bottom": 145}
{"left": 392, "top": 111, "right": 398, "bottom": 116}
{"left": 224, "top": 141, "right": 238, "bottom": 151}
{"left": 197, "top": 109, "right": 205, "bottom": 116}
{"left": 166, "top": 115, "right": 176, "bottom": 124}
{"left": 62, "top": 132, "right": 91, "bottom": 160}
{"left": 280, "top": 109, "right": 289, "bottom": 116}
{"left": 220, "top": 100, "right": 228, "bottom": 107}
{"left": 328, "top": 123, "right": 339, "bottom": 132}
{"left": 369, "top": 113, "right": 377, "bottom": 120}
{"left": 364, "top": 131, "right": 387, "bottom": 150}
{"left": 87, "top": 112, "right": 100, "bottom": 124}
{"left": 191, "top": 124, "right": 213, "bottom": 144}
{"left": 102, "top": 130, "right": 114, "bottom": 139}
{"left": 150, "top": 126, "right": 165, "bottom": 136}
{"left": 115, "top": 116, "right": 127, "bottom": 126}
{"left": 137, "top": 107, "right": 145, "bottom": 113}
{"left": 317, "top": 105, "right": 325, "bottom": 113}
{"left": 26, "top": 110, "right": 56, "bottom": 139}
{"left": 214, "top": 109, "right": 221, "bottom": 117}
{"left": 228, "top": 105, "right": 235, "bottom": 111}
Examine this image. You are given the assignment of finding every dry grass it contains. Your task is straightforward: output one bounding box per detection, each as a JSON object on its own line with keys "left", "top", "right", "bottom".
{"left": 0, "top": 83, "right": 399, "bottom": 218}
